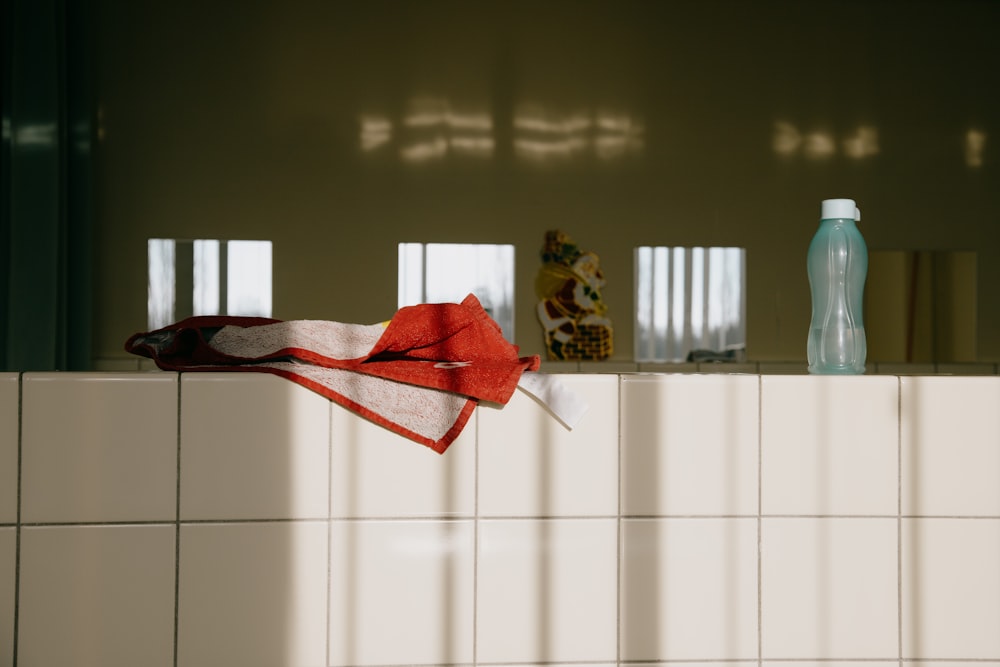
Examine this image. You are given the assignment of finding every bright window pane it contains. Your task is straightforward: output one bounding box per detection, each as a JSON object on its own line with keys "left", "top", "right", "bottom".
{"left": 147, "top": 239, "right": 272, "bottom": 329}
{"left": 193, "top": 239, "right": 220, "bottom": 316}
{"left": 147, "top": 239, "right": 176, "bottom": 329}
{"left": 227, "top": 241, "right": 272, "bottom": 318}
{"left": 634, "top": 246, "right": 746, "bottom": 362}
{"left": 398, "top": 243, "right": 515, "bottom": 341}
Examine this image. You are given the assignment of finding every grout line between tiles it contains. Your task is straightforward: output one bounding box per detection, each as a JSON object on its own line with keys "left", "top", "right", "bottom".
{"left": 12, "top": 372, "right": 22, "bottom": 665}
{"left": 616, "top": 374, "right": 623, "bottom": 667}
{"left": 897, "top": 376, "right": 903, "bottom": 666}
{"left": 757, "top": 374, "right": 763, "bottom": 666}
{"left": 174, "top": 373, "right": 182, "bottom": 667}
{"left": 19, "top": 520, "right": 179, "bottom": 528}
{"left": 179, "top": 517, "right": 332, "bottom": 524}
{"left": 472, "top": 406, "right": 481, "bottom": 667}
{"left": 327, "top": 400, "right": 333, "bottom": 667}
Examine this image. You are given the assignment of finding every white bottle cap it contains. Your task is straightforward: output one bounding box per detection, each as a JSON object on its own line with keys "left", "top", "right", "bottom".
{"left": 821, "top": 198, "right": 857, "bottom": 220}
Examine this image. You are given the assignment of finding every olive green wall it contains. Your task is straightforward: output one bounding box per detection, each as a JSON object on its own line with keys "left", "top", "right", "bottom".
{"left": 92, "top": 0, "right": 1000, "bottom": 364}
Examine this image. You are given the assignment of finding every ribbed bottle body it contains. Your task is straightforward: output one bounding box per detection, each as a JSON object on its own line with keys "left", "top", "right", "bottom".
{"left": 807, "top": 217, "right": 868, "bottom": 374}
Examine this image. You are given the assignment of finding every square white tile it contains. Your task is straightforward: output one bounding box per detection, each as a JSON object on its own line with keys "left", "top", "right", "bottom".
{"left": 20, "top": 372, "right": 178, "bottom": 523}
{"left": 180, "top": 374, "right": 330, "bottom": 520}
{"left": 635, "top": 663, "right": 759, "bottom": 667}
{"left": 761, "top": 517, "right": 898, "bottom": 658}
{"left": 178, "top": 521, "right": 329, "bottom": 667}
{"left": 492, "top": 664, "right": 615, "bottom": 667}
{"left": 0, "top": 374, "right": 17, "bottom": 524}
{"left": 901, "top": 377, "right": 1000, "bottom": 516}
{"left": 330, "top": 404, "right": 475, "bottom": 518}
{"left": 621, "top": 375, "right": 758, "bottom": 516}
{"left": 620, "top": 518, "right": 758, "bottom": 660}
{"left": 761, "top": 376, "right": 898, "bottom": 516}
{"left": 0, "top": 528, "right": 14, "bottom": 667}
{"left": 479, "top": 375, "right": 619, "bottom": 517}
{"left": 17, "top": 525, "right": 175, "bottom": 667}
{"left": 477, "top": 518, "right": 617, "bottom": 663}
{"left": 766, "top": 663, "right": 898, "bottom": 667}
{"left": 329, "top": 519, "right": 474, "bottom": 666}
{"left": 902, "top": 518, "right": 1000, "bottom": 658}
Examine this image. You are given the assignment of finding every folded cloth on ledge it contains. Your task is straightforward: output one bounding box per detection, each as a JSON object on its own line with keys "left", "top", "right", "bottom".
{"left": 125, "top": 294, "right": 540, "bottom": 453}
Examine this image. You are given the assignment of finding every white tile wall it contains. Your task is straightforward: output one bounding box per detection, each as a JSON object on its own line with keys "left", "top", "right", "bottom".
{"left": 5, "top": 372, "right": 1000, "bottom": 666}
{"left": 620, "top": 518, "right": 758, "bottom": 660}
{"left": 330, "top": 403, "right": 475, "bottom": 518}
{"left": 622, "top": 374, "right": 758, "bottom": 516}
{"left": 767, "top": 663, "right": 898, "bottom": 667}
{"left": 329, "top": 519, "right": 475, "bottom": 666}
{"left": 180, "top": 373, "right": 330, "bottom": 521}
{"left": 20, "top": 372, "right": 178, "bottom": 523}
{"left": 902, "top": 518, "right": 1000, "bottom": 658}
{"left": 17, "top": 524, "right": 176, "bottom": 667}
{"left": 477, "top": 518, "right": 617, "bottom": 663}
{"left": 761, "top": 517, "right": 898, "bottom": 658}
{"left": 178, "top": 522, "right": 329, "bottom": 667}
{"left": 901, "top": 376, "right": 1000, "bottom": 516}
{"left": 761, "top": 375, "right": 898, "bottom": 516}
{"left": 0, "top": 374, "right": 17, "bottom": 525}
{"left": 479, "top": 375, "right": 619, "bottom": 517}
{"left": 0, "top": 528, "right": 14, "bottom": 667}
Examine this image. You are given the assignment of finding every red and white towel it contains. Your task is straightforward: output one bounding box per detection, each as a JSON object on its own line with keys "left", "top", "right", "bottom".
{"left": 125, "top": 294, "right": 540, "bottom": 453}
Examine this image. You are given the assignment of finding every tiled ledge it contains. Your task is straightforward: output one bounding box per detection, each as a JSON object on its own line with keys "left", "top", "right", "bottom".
{"left": 541, "top": 360, "right": 1000, "bottom": 375}
{"left": 92, "top": 356, "right": 1000, "bottom": 376}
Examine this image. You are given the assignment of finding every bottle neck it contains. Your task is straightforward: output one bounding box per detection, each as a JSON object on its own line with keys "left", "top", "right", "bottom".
{"left": 820, "top": 217, "right": 856, "bottom": 225}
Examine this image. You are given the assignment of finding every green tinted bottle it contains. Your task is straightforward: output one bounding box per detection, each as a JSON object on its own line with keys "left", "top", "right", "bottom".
{"left": 807, "top": 198, "right": 868, "bottom": 374}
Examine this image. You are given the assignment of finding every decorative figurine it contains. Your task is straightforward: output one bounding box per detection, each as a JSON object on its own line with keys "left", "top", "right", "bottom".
{"left": 535, "top": 230, "right": 613, "bottom": 360}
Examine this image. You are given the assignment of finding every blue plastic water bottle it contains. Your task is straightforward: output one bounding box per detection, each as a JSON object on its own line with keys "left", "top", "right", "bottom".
{"left": 807, "top": 198, "right": 868, "bottom": 374}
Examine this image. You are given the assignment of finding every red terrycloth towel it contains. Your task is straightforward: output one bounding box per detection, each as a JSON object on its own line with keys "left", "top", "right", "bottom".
{"left": 125, "top": 294, "right": 540, "bottom": 453}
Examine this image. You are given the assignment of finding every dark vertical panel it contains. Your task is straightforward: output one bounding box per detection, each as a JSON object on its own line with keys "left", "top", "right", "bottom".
{"left": 65, "top": 0, "right": 94, "bottom": 369}
{"left": 0, "top": 0, "right": 11, "bottom": 366}
{"left": 1, "top": 0, "right": 92, "bottom": 370}
{"left": 5, "top": 0, "right": 62, "bottom": 369}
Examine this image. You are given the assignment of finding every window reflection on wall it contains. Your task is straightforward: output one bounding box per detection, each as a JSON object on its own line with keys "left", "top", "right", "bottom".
{"left": 634, "top": 247, "right": 746, "bottom": 362}
{"left": 965, "top": 129, "right": 987, "bottom": 168}
{"left": 147, "top": 239, "right": 272, "bottom": 329}
{"left": 398, "top": 243, "right": 515, "bottom": 342}
{"left": 772, "top": 121, "right": 879, "bottom": 160}
{"left": 513, "top": 104, "right": 644, "bottom": 162}
{"left": 360, "top": 97, "right": 644, "bottom": 164}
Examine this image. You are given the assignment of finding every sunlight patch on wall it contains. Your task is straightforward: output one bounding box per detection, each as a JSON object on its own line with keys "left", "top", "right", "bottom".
{"left": 843, "top": 126, "right": 880, "bottom": 159}
{"left": 773, "top": 121, "right": 879, "bottom": 160}
{"left": 396, "top": 97, "right": 495, "bottom": 163}
{"left": 965, "top": 129, "right": 986, "bottom": 168}
{"left": 514, "top": 104, "right": 644, "bottom": 162}
{"left": 360, "top": 97, "right": 643, "bottom": 164}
